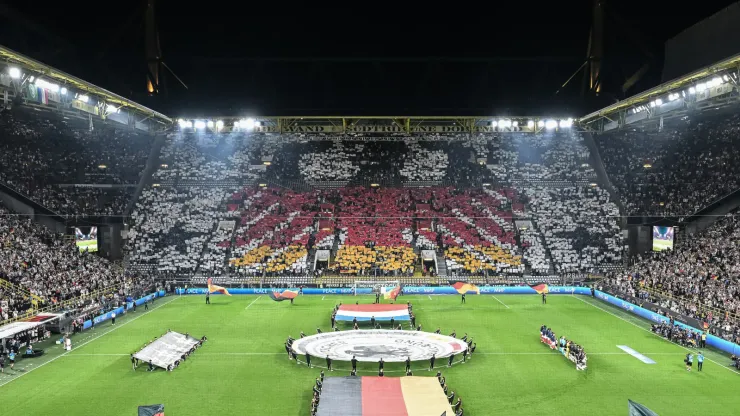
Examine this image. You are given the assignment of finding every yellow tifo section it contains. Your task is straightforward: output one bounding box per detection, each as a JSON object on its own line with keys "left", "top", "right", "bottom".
{"left": 265, "top": 245, "right": 308, "bottom": 273}
{"left": 399, "top": 376, "right": 455, "bottom": 416}
{"left": 444, "top": 244, "right": 521, "bottom": 273}
{"left": 229, "top": 246, "right": 273, "bottom": 267}
{"left": 331, "top": 245, "right": 417, "bottom": 273}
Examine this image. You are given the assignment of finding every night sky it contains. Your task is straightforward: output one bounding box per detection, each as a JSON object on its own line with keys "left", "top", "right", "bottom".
{"left": 0, "top": 1, "right": 736, "bottom": 117}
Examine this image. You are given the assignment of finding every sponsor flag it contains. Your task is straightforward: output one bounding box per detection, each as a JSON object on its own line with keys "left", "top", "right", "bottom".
{"left": 137, "top": 404, "right": 164, "bottom": 416}
{"left": 530, "top": 283, "right": 549, "bottom": 294}
{"left": 449, "top": 281, "right": 480, "bottom": 294}
{"left": 269, "top": 290, "right": 298, "bottom": 302}
{"left": 383, "top": 285, "right": 402, "bottom": 300}
{"left": 628, "top": 399, "right": 659, "bottom": 416}
{"left": 207, "top": 278, "right": 231, "bottom": 296}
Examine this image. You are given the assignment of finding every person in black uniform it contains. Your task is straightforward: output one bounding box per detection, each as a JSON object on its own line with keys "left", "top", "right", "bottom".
{"left": 285, "top": 343, "right": 293, "bottom": 360}
{"left": 430, "top": 353, "right": 436, "bottom": 370}
{"left": 300, "top": 331, "right": 306, "bottom": 338}
{"left": 206, "top": 293, "right": 210, "bottom": 304}
{"left": 405, "top": 356, "right": 411, "bottom": 373}
{"left": 461, "top": 293, "right": 466, "bottom": 304}
{"left": 378, "top": 358, "right": 384, "bottom": 372}
{"left": 436, "top": 371, "right": 442, "bottom": 382}
{"left": 370, "top": 316, "right": 376, "bottom": 327}
{"left": 144, "top": 300, "right": 149, "bottom": 311}
{"left": 375, "top": 293, "right": 380, "bottom": 304}
{"left": 461, "top": 333, "right": 468, "bottom": 342}
{"left": 353, "top": 322, "right": 359, "bottom": 330}
{"left": 330, "top": 313, "right": 335, "bottom": 328}
{"left": 406, "top": 369, "right": 412, "bottom": 376}
{"left": 131, "top": 354, "right": 137, "bottom": 370}
{"left": 353, "top": 317, "right": 358, "bottom": 327}
{"left": 450, "top": 330, "right": 456, "bottom": 338}
{"left": 410, "top": 314, "right": 415, "bottom": 328}
{"left": 447, "top": 391, "right": 455, "bottom": 404}
{"left": 378, "top": 368, "right": 384, "bottom": 377}
{"left": 416, "top": 324, "right": 422, "bottom": 331}
{"left": 448, "top": 354, "right": 454, "bottom": 367}
{"left": 316, "top": 328, "right": 323, "bottom": 334}
{"left": 306, "top": 353, "right": 312, "bottom": 368}
{"left": 351, "top": 355, "right": 358, "bottom": 372}
{"left": 435, "top": 327, "right": 441, "bottom": 334}
{"left": 470, "top": 343, "right": 476, "bottom": 355}
{"left": 462, "top": 347, "right": 468, "bottom": 362}
{"left": 315, "top": 377, "right": 322, "bottom": 390}
{"left": 326, "top": 355, "right": 332, "bottom": 371}
{"left": 390, "top": 317, "right": 395, "bottom": 329}
{"left": 320, "top": 370, "right": 325, "bottom": 382}
{"left": 457, "top": 407, "right": 464, "bottom": 416}
{"left": 542, "top": 293, "right": 547, "bottom": 304}
{"left": 454, "top": 397, "right": 462, "bottom": 412}
{"left": 147, "top": 360, "right": 155, "bottom": 372}
{"left": 350, "top": 368, "right": 357, "bottom": 376}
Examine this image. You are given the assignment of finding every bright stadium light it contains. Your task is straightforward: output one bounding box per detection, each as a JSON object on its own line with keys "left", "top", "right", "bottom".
{"left": 185, "top": 120, "right": 193, "bottom": 128}
{"left": 723, "top": 74, "right": 730, "bottom": 82}
{"left": 244, "top": 118, "right": 255, "bottom": 129}
{"left": 255, "top": 121, "right": 261, "bottom": 127}
{"left": 194, "top": 120, "right": 206, "bottom": 129}
{"left": 106, "top": 104, "right": 118, "bottom": 113}
{"left": 216, "top": 120, "right": 224, "bottom": 130}
{"left": 28, "top": 75, "right": 35, "bottom": 82}
{"left": 60, "top": 87, "right": 67, "bottom": 95}
{"left": 655, "top": 98, "right": 663, "bottom": 106}
{"left": 512, "top": 121, "right": 518, "bottom": 127}
{"left": 688, "top": 87, "right": 696, "bottom": 94}
{"left": 491, "top": 120, "right": 498, "bottom": 127}
{"left": 206, "top": 120, "right": 214, "bottom": 128}
{"left": 545, "top": 120, "right": 557, "bottom": 130}
{"left": 712, "top": 76, "right": 723, "bottom": 85}
{"left": 77, "top": 94, "right": 89, "bottom": 103}
{"left": 559, "top": 119, "right": 572, "bottom": 128}
{"left": 233, "top": 120, "right": 241, "bottom": 128}
{"left": 527, "top": 120, "right": 534, "bottom": 128}
{"left": 537, "top": 120, "right": 545, "bottom": 128}
{"left": 696, "top": 83, "right": 706, "bottom": 92}
{"left": 8, "top": 67, "right": 21, "bottom": 79}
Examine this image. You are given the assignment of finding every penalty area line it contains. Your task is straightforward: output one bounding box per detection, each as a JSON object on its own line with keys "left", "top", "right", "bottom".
{"left": 0, "top": 295, "right": 181, "bottom": 388}
{"left": 574, "top": 296, "right": 740, "bottom": 375}
{"left": 245, "top": 296, "right": 262, "bottom": 309}
{"left": 491, "top": 295, "right": 510, "bottom": 309}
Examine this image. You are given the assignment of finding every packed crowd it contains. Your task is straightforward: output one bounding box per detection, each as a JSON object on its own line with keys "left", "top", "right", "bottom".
{"left": 651, "top": 321, "right": 705, "bottom": 348}
{"left": 605, "top": 210, "right": 740, "bottom": 344}
{"left": 0, "top": 108, "right": 154, "bottom": 216}
{"left": 596, "top": 112, "right": 740, "bottom": 217}
{"left": 0, "top": 203, "right": 143, "bottom": 322}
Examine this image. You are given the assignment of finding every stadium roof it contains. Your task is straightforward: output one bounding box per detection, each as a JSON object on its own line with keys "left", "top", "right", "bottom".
{"left": 0, "top": 44, "right": 171, "bottom": 125}
{"left": 580, "top": 52, "right": 740, "bottom": 126}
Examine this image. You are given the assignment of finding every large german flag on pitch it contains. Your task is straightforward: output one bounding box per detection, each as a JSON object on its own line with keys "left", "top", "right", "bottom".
{"left": 269, "top": 290, "right": 298, "bottom": 302}
{"left": 449, "top": 281, "right": 480, "bottom": 294}
{"left": 530, "top": 283, "right": 549, "bottom": 294}
{"left": 207, "top": 278, "right": 232, "bottom": 296}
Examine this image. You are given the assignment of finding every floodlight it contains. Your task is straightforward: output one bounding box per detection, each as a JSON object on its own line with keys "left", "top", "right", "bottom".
{"left": 712, "top": 77, "right": 722, "bottom": 85}
{"left": 216, "top": 120, "right": 224, "bottom": 129}
{"left": 244, "top": 118, "right": 255, "bottom": 129}
{"left": 512, "top": 121, "right": 518, "bottom": 127}
{"left": 8, "top": 67, "right": 21, "bottom": 79}
{"left": 234, "top": 120, "right": 241, "bottom": 128}
{"left": 255, "top": 121, "right": 261, "bottom": 127}
{"left": 655, "top": 98, "right": 663, "bottom": 106}
{"left": 537, "top": 120, "right": 545, "bottom": 128}
{"left": 185, "top": 121, "right": 193, "bottom": 128}
{"left": 206, "top": 120, "right": 214, "bottom": 128}
{"left": 77, "top": 95, "right": 89, "bottom": 103}
{"left": 696, "top": 83, "right": 706, "bottom": 92}
{"left": 194, "top": 120, "right": 206, "bottom": 129}
{"left": 28, "top": 76, "right": 35, "bottom": 82}
{"left": 106, "top": 104, "right": 118, "bottom": 113}
{"left": 60, "top": 87, "right": 67, "bottom": 95}
{"left": 688, "top": 87, "right": 696, "bottom": 94}
{"left": 559, "top": 119, "right": 572, "bottom": 128}
{"left": 545, "top": 120, "right": 557, "bottom": 129}
{"left": 491, "top": 120, "right": 498, "bottom": 127}
{"left": 527, "top": 120, "right": 534, "bottom": 128}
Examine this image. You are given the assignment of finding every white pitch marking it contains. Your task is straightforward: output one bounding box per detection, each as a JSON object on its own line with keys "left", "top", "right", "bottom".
{"left": 245, "top": 296, "right": 262, "bottom": 309}
{"left": 322, "top": 296, "right": 325, "bottom": 300}
{"left": 492, "top": 295, "right": 510, "bottom": 309}
{"left": 0, "top": 296, "right": 180, "bottom": 388}
{"left": 574, "top": 296, "right": 740, "bottom": 375}
{"left": 428, "top": 295, "right": 432, "bottom": 301}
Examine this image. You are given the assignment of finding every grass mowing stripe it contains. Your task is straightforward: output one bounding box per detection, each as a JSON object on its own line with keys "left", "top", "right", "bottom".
{"left": 0, "top": 295, "right": 180, "bottom": 388}
{"left": 573, "top": 295, "right": 740, "bottom": 375}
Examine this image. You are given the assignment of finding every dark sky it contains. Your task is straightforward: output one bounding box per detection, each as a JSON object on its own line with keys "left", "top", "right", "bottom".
{"left": 0, "top": 1, "right": 736, "bottom": 117}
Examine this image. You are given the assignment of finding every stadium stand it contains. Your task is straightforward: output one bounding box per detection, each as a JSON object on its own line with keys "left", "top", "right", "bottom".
{"left": 595, "top": 111, "right": 740, "bottom": 217}
{"left": 0, "top": 108, "right": 153, "bottom": 216}
{"left": 604, "top": 209, "right": 740, "bottom": 344}
{"left": 0, "top": 203, "right": 146, "bottom": 323}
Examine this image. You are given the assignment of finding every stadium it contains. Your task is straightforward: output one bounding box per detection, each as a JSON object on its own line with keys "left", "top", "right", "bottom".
{"left": 1, "top": 2, "right": 740, "bottom": 415}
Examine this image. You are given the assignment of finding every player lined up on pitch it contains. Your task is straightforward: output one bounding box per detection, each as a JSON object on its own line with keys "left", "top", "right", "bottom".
{"left": 540, "top": 325, "right": 587, "bottom": 370}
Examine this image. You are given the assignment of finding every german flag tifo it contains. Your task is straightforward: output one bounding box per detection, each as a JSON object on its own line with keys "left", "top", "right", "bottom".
{"left": 316, "top": 376, "right": 453, "bottom": 416}
{"left": 530, "top": 283, "right": 549, "bottom": 294}
{"left": 449, "top": 281, "right": 480, "bottom": 294}
{"left": 268, "top": 290, "right": 298, "bottom": 302}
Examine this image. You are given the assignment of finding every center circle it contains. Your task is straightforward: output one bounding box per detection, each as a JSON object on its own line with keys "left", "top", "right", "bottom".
{"left": 291, "top": 330, "right": 468, "bottom": 362}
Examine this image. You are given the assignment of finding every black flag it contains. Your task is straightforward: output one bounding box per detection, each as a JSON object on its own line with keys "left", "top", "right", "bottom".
{"left": 628, "top": 400, "right": 658, "bottom": 416}
{"left": 138, "top": 404, "right": 164, "bottom": 416}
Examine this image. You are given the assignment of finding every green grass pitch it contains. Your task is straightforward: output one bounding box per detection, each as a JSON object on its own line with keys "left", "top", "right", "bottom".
{"left": 1, "top": 294, "right": 738, "bottom": 415}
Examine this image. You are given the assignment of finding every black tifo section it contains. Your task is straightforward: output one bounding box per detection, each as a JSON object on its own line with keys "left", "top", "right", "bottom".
{"left": 316, "top": 376, "right": 363, "bottom": 416}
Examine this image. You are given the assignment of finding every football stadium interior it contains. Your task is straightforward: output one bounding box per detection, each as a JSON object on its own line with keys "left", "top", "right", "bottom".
{"left": 2, "top": 3, "right": 740, "bottom": 415}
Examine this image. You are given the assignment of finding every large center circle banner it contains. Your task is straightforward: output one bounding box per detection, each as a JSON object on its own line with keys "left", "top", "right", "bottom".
{"left": 291, "top": 330, "right": 468, "bottom": 362}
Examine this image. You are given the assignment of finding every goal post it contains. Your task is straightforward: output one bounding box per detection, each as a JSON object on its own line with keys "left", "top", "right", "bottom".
{"left": 352, "top": 280, "right": 401, "bottom": 296}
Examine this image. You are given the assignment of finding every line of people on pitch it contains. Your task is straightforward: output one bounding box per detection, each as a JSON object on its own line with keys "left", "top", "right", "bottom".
{"left": 130, "top": 333, "right": 207, "bottom": 372}
{"left": 540, "top": 325, "right": 587, "bottom": 370}
{"left": 437, "top": 371, "right": 465, "bottom": 416}
{"left": 329, "top": 302, "right": 418, "bottom": 330}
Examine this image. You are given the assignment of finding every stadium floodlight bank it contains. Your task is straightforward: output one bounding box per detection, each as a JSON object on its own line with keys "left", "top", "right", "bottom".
{"left": 133, "top": 331, "right": 202, "bottom": 370}
{"left": 352, "top": 280, "right": 400, "bottom": 296}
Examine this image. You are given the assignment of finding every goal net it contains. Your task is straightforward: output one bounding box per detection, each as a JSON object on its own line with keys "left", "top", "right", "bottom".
{"left": 352, "top": 280, "right": 400, "bottom": 296}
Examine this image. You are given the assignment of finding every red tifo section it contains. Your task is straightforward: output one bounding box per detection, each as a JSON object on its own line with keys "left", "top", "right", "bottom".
{"left": 340, "top": 304, "right": 408, "bottom": 312}
{"left": 361, "top": 377, "right": 408, "bottom": 416}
